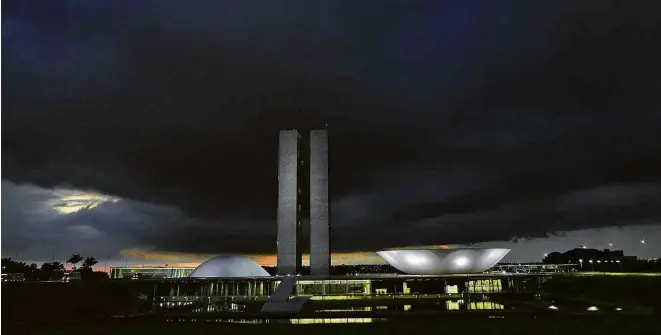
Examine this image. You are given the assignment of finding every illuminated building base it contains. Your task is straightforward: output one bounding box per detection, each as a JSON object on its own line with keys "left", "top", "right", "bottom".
{"left": 146, "top": 274, "right": 548, "bottom": 310}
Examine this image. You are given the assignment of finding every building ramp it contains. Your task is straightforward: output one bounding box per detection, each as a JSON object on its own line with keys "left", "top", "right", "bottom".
{"left": 260, "top": 276, "right": 310, "bottom": 313}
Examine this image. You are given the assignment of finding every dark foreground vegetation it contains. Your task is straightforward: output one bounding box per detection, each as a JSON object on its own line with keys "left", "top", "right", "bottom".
{"left": 2, "top": 281, "right": 152, "bottom": 322}
{"left": 4, "top": 317, "right": 660, "bottom": 335}
{"left": 542, "top": 274, "right": 661, "bottom": 312}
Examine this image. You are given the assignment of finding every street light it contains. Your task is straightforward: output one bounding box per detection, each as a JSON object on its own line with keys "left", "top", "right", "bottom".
{"left": 616, "top": 260, "right": 622, "bottom": 272}
{"left": 52, "top": 248, "right": 62, "bottom": 262}
{"left": 640, "top": 239, "right": 646, "bottom": 244}
{"left": 608, "top": 243, "right": 613, "bottom": 248}
{"left": 579, "top": 259, "right": 583, "bottom": 269}
{"left": 589, "top": 259, "right": 594, "bottom": 271}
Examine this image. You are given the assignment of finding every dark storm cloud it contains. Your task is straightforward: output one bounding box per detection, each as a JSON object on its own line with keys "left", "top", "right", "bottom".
{"left": 3, "top": 0, "right": 661, "bottom": 254}
{"left": 1, "top": 181, "right": 129, "bottom": 260}
{"left": 0, "top": 181, "right": 276, "bottom": 258}
{"left": 332, "top": 183, "right": 661, "bottom": 251}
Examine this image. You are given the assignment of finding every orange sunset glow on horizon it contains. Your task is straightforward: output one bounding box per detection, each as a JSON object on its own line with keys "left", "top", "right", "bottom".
{"left": 114, "top": 244, "right": 457, "bottom": 269}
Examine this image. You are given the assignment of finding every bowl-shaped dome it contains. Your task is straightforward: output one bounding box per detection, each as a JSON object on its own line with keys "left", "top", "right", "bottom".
{"left": 188, "top": 254, "right": 270, "bottom": 278}
{"left": 377, "top": 248, "right": 510, "bottom": 275}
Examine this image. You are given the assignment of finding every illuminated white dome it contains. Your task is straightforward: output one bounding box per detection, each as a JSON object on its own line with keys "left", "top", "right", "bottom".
{"left": 189, "top": 255, "right": 270, "bottom": 278}
{"left": 377, "top": 248, "right": 510, "bottom": 275}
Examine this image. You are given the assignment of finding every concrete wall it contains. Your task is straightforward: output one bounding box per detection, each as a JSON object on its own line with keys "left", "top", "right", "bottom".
{"left": 277, "top": 130, "right": 301, "bottom": 275}
{"left": 310, "top": 129, "right": 330, "bottom": 275}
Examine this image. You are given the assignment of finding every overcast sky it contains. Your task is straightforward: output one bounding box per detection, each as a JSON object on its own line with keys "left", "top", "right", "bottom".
{"left": 3, "top": 0, "right": 660, "bottom": 266}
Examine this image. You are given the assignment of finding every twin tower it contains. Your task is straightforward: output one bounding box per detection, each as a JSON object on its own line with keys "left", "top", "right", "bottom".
{"left": 277, "top": 129, "right": 330, "bottom": 276}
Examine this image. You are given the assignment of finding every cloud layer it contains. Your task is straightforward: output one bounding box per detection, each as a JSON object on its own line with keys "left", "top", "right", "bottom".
{"left": 2, "top": 180, "right": 660, "bottom": 263}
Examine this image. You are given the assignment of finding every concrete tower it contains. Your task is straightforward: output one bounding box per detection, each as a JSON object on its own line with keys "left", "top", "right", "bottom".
{"left": 276, "top": 130, "right": 302, "bottom": 275}
{"left": 309, "top": 129, "right": 330, "bottom": 275}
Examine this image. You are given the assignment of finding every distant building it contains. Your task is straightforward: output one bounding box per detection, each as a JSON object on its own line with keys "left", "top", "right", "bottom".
{"left": 543, "top": 248, "right": 641, "bottom": 271}
{"left": 109, "top": 266, "right": 196, "bottom": 279}
{"left": 544, "top": 248, "right": 635, "bottom": 263}
{"left": 1, "top": 273, "right": 25, "bottom": 282}
{"left": 62, "top": 271, "right": 82, "bottom": 282}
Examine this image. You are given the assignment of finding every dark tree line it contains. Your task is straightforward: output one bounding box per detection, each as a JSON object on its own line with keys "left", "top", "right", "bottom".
{"left": 2, "top": 253, "right": 106, "bottom": 281}
{"left": 66, "top": 253, "right": 98, "bottom": 270}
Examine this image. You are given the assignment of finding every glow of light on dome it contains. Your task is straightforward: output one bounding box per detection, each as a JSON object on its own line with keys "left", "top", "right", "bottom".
{"left": 50, "top": 193, "right": 119, "bottom": 214}
{"left": 406, "top": 254, "right": 426, "bottom": 265}
{"left": 453, "top": 256, "right": 470, "bottom": 267}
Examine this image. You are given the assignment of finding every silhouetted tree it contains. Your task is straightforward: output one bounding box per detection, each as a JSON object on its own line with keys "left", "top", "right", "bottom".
{"left": 1, "top": 258, "right": 42, "bottom": 280}
{"left": 1, "top": 257, "right": 14, "bottom": 271}
{"left": 81, "top": 269, "right": 110, "bottom": 282}
{"left": 28, "top": 263, "right": 39, "bottom": 277}
{"left": 2, "top": 257, "right": 29, "bottom": 273}
{"left": 40, "top": 261, "right": 65, "bottom": 281}
{"left": 66, "top": 254, "right": 83, "bottom": 269}
{"left": 542, "top": 252, "right": 564, "bottom": 264}
{"left": 81, "top": 256, "right": 98, "bottom": 270}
